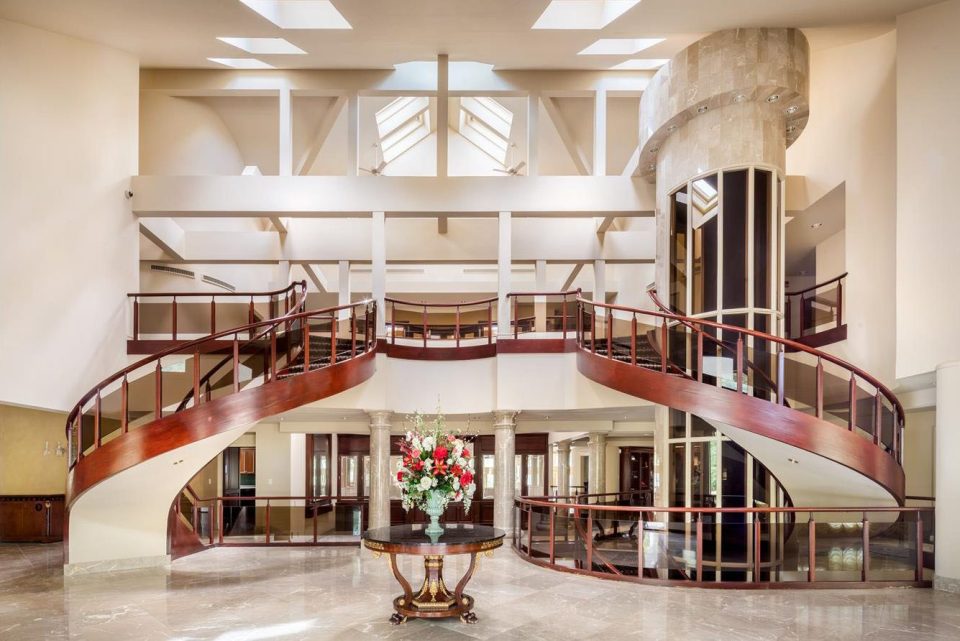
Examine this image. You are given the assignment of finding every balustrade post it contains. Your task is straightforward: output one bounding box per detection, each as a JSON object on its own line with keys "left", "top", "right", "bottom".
{"left": 916, "top": 515, "right": 924, "bottom": 581}
{"left": 232, "top": 335, "right": 240, "bottom": 393}
{"left": 248, "top": 297, "right": 255, "bottom": 339}
{"left": 330, "top": 313, "right": 337, "bottom": 364}
{"left": 862, "top": 515, "right": 870, "bottom": 582}
{"left": 736, "top": 336, "right": 744, "bottom": 393}
{"left": 630, "top": 315, "right": 637, "bottom": 366}
{"left": 171, "top": 297, "right": 178, "bottom": 340}
{"left": 808, "top": 518, "right": 816, "bottom": 582}
{"left": 422, "top": 307, "right": 428, "bottom": 347}
{"left": 586, "top": 510, "right": 593, "bottom": 571}
{"left": 155, "top": 360, "right": 162, "bottom": 420}
{"left": 455, "top": 306, "right": 461, "bottom": 347}
{"left": 351, "top": 307, "right": 357, "bottom": 358}
{"left": 121, "top": 376, "right": 129, "bottom": 434}
{"left": 660, "top": 321, "right": 668, "bottom": 373}
{"left": 816, "top": 358, "right": 824, "bottom": 418}
{"left": 848, "top": 374, "right": 858, "bottom": 431}
{"left": 390, "top": 301, "right": 396, "bottom": 345}
{"left": 265, "top": 500, "right": 271, "bottom": 545}
{"left": 218, "top": 499, "right": 224, "bottom": 545}
{"left": 753, "top": 517, "right": 762, "bottom": 582}
{"left": 836, "top": 280, "right": 843, "bottom": 329}
{"left": 270, "top": 328, "right": 277, "bottom": 380}
{"left": 695, "top": 515, "right": 703, "bottom": 582}
{"left": 132, "top": 296, "right": 139, "bottom": 340}
{"left": 313, "top": 501, "right": 319, "bottom": 544}
{"left": 549, "top": 506, "right": 556, "bottom": 564}
{"left": 562, "top": 297, "right": 568, "bottom": 339}
{"left": 591, "top": 308, "right": 597, "bottom": 354}
{"left": 606, "top": 308, "right": 612, "bottom": 358}
{"left": 698, "top": 330, "right": 705, "bottom": 383}
{"left": 193, "top": 348, "right": 200, "bottom": 407}
{"left": 210, "top": 296, "right": 216, "bottom": 335}
{"left": 873, "top": 392, "right": 883, "bottom": 446}
{"left": 93, "top": 391, "right": 101, "bottom": 449}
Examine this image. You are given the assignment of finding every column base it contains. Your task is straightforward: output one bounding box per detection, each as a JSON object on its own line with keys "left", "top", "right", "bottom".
{"left": 934, "top": 575, "right": 960, "bottom": 593}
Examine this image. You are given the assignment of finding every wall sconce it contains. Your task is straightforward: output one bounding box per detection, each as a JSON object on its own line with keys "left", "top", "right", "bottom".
{"left": 43, "top": 441, "right": 66, "bottom": 457}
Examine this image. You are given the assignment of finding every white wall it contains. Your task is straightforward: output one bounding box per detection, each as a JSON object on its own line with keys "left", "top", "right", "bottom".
{"left": 0, "top": 19, "right": 139, "bottom": 412}
{"left": 140, "top": 94, "right": 243, "bottom": 175}
{"left": 903, "top": 409, "right": 935, "bottom": 498}
{"left": 786, "top": 30, "right": 897, "bottom": 384}
{"left": 896, "top": 0, "right": 960, "bottom": 380}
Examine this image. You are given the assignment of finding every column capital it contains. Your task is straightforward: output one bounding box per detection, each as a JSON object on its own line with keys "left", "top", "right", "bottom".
{"left": 493, "top": 410, "right": 519, "bottom": 430}
{"left": 367, "top": 410, "right": 392, "bottom": 429}
{"left": 588, "top": 432, "right": 607, "bottom": 445}
{"left": 555, "top": 439, "right": 572, "bottom": 454}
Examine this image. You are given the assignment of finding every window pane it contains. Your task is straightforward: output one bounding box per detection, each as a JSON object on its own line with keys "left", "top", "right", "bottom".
{"left": 515, "top": 454, "right": 523, "bottom": 497}
{"left": 526, "top": 455, "right": 545, "bottom": 496}
{"left": 482, "top": 454, "right": 495, "bottom": 499}
{"left": 753, "top": 170, "right": 771, "bottom": 309}
{"left": 722, "top": 170, "right": 748, "bottom": 309}
{"left": 340, "top": 455, "right": 358, "bottom": 497}
{"left": 363, "top": 455, "right": 370, "bottom": 497}
{"left": 671, "top": 188, "right": 688, "bottom": 313}
{"left": 669, "top": 444, "right": 685, "bottom": 509}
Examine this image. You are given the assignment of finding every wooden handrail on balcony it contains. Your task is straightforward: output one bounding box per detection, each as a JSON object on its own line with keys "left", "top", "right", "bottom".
{"left": 514, "top": 496, "right": 932, "bottom": 588}
{"left": 129, "top": 281, "right": 307, "bottom": 341}
{"left": 65, "top": 292, "right": 376, "bottom": 471}
{"left": 505, "top": 289, "right": 581, "bottom": 339}
{"left": 386, "top": 296, "right": 499, "bottom": 347}
{"left": 576, "top": 291, "right": 904, "bottom": 465}
{"left": 785, "top": 272, "right": 847, "bottom": 339}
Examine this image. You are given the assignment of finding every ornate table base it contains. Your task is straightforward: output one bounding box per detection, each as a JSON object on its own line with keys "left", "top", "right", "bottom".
{"left": 387, "top": 552, "right": 483, "bottom": 624}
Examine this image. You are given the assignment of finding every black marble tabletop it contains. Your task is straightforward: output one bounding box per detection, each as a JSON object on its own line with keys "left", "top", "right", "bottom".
{"left": 362, "top": 523, "right": 505, "bottom": 548}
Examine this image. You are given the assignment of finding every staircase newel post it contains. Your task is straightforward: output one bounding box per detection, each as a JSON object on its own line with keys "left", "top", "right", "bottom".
{"left": 232, "top": 335, "right": 240, "bottom": 393}
{"left": 873, "top": 392, "right": 882, "bottom": 446}
{"left": 121, "top": 375, "right": 128, "bottom": 434}
{"left": 155, "top": 360, "right": 162, "bottom": 420}
{"left": 660, "top": 321, "right": 668, "bottom": 373}
{"left": 630, "top": 315, "right": 637, "bottom": 366}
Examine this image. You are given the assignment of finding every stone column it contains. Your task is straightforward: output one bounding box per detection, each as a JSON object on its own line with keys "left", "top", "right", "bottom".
{"left": 587, "top": 432, "right": 607, "bottom": 495}
{"left": 368, "top": 411, "right": 392, "bottom": 530}
{"left": 555, "top": 440, "right": 571, "bottom": 496}
{"left": 936, "top": 362, "right": 960, "bottom": 592}
{"left": 493, "top": 411, "right": 517, "bottom": 534}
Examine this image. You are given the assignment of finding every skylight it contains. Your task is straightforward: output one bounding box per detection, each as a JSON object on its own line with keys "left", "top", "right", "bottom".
{"left": 532, "top": 0, "right": 642, "bottom": 30}
{"left": 610, "top": 58, "right": 669, "bottom": 70}
{"left": 459, "top": 97, "right": 514, "bottom": 165}
{"left": 208, "top": 58, "right": 275, "bottom": 69}
{"left": 217, "top": 37, "right": 306, "bottom": 55}
{"left": 375, "top": 97, "right": 431, "bottom": 163}
{"left": 578, "top": 38, "right": 663, "bottom": 55}
{"left": 238, "top": 0, "right": 352, "bottom": 29}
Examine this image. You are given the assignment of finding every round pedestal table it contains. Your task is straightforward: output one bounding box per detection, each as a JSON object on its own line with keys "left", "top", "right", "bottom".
{"left": 362, "top": 524, "right": 505, "bottom": 625}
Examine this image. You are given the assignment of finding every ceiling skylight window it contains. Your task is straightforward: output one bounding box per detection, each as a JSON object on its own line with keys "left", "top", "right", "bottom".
{"left": 610, "top": 58, "right": 669, "bottom": 70}
{"left": 208, "top": 58, "right": 275, "bottom": 69}
{"left": 458, "top": 97, "right": 514, "bottom": 165}
{"left": 238, "top": 0, "right": 352, "bottom": 29}
{"left": 376, "top": 97, "right": 431, "bottom": 163}
{"left": 217, "top": 37, "right": 306, "bottom": 54}
{"left": 532, "top": 0, "right": 642, "bottom": 30}
{"left": 578, "top": 38, "right": 663, "bottom": 55}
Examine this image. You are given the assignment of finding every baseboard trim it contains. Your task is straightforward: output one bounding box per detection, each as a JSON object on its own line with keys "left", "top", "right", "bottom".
{"left": 64, "top": 554, "right": 170, "bottom": 576}
{"left": 934, "top": 574, "right": 960, "bottom": 593}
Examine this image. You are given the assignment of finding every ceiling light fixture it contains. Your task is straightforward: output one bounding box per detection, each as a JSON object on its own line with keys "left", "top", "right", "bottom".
{"left": 609, "top": 58, "right": 669, "bottom": 71}
{"left": 208, "top": 57, "right": 275, "bottom": 69}
{"left": 785, "top": 105, "right": 799, "bottom": 114}
{"left": 666, "top": 124, "right": 678, "bottom": 132}
{"left": 766, "top": 94, "right": 781, "bottom": 103}
{"left": 786, "top": 125, "right": 797, "bottom": 134}
{"left": 217, "top": 37, "right": 306, "bottom": 54}
{"left": 579, "top": 38, "right": 664, "bottom": 55}
{"left": 649, "top": 146, "right": 659, "bottom": 153}
{"left": 533, "top": 0, "right": 642, "bottom": 30}
{"left": 733, "top": 93, "right": 747, "bottom": 103}
{"left": 697, "top": 105, "right": 708, "bottom": 114}
{"left": 647, "top": 163, "right": 655, "bottom": 171}
{"left": 238, "top": 0, "right": 352, "bottom": 29}
{"left": 787, "top": 457, "right": 799, "bottom": 464}
{"left": 810, "top": 222, "right": 823, "bottom": 229}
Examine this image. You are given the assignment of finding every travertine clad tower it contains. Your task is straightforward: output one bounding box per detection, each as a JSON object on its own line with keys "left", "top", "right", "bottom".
{"left": 641, "top": 29, "right": 810, "bottom": 510}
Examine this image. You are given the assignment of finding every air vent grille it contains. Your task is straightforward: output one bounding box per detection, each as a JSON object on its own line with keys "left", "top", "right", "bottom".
{"left": 150, "top": 264, "right": 195, "bottom": 279}
{"left": 202, "top": 275, "right": 236, "bottom": 292}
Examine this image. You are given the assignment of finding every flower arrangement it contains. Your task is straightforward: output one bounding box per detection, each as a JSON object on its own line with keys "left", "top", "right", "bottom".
{"left": 395, "top": 412, "right": 476, "bottom": 518}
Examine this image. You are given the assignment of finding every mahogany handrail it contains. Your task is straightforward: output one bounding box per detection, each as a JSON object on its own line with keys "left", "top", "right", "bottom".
{"left": 580, "top": 291, "right": 904, "bottom": 431}
{"left": 785, "top": 272, "right": 848, "bottom": 297}
{"left": 505, "top": 289, "right": 581, "bottom": 339}
{"left": 386, "top": 295, "right": 498, "bottom": 345}
{"left": 66, "top": 295, "right": 376, "bottom": 469}
{"left": 384, "top": 295, "right": 498, "bottom": 308}
{"left": 130, "top": 281, "right": 307, "bottom": 340}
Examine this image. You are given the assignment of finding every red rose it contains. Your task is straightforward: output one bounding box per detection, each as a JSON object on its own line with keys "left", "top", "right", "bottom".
{"left": 462, "top": 448, "right": 470, "bottom": 458}
{"left": 414, "top": 460, "right": 424, "bottom": 471}
{"left": 396, "top": 471, "right": 404, "bottom": 482}
{"left": 434, "top": 445, "right": 449, "bottom": 460}
{"left": 461, "top": 471, "right": 473, "bottom": 486}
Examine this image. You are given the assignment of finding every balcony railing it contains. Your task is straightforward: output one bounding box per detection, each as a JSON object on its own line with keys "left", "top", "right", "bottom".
{"left": 785, "top": 273, "right": 846, "bottom": 342}
{"left": 385, "top": 296, "right": 497, "bottom": 347}
{"left": 514, "top": 496, "right": 933, "bottom": 587}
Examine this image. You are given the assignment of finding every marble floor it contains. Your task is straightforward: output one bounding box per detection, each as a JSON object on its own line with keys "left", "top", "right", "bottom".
{"left": 1, "top": 543, "right": 959, "bottom": 640}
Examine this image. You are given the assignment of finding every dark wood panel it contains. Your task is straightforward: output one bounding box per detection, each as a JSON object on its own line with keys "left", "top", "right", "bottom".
{"left": 577, "top": 350, "right": 905, "bottom": 502}
{"left": 0, "top": 495, "right": 64, "bottom": 542}
{"left": 377, "top": 340, "right": 496, "bottom": 361}
{"left": 496, "top": 338, "right": 577, "bottom": 354}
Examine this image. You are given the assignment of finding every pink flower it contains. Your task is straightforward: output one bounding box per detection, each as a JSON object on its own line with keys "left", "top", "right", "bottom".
{"left": 434, "top": 445, "right": 449, "bottom": 460}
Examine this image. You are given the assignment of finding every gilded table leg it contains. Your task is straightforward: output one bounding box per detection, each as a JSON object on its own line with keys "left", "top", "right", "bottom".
{"left": 388, "top": 553, "right": 412, "bottom": 625}
{"left": 454, "top": 552, "right": 481, "bottom": 624}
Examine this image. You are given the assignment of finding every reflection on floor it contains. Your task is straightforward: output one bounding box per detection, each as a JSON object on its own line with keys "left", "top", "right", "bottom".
{"left": 2, "top": 543, "right": 959, "bottom": 640}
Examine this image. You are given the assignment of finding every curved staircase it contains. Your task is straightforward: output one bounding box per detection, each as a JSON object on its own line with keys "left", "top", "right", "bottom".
{"left": 63, "top": 282, "right": 377, "bottom": 570}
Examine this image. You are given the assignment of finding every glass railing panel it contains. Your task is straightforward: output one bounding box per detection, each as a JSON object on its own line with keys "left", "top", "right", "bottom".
{"left": 811, "top": 513, "right": 864, "bottom": 582}
{"left": 865, "top": 511, "right": 917, "bottom": 581}
{"left": 126, "top": 364, "right": 160, "bottom": 429}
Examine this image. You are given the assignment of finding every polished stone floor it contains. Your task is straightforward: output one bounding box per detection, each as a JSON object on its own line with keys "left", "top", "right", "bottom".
{"left": 2, "top": 543, "right": 959, "bottom": 640}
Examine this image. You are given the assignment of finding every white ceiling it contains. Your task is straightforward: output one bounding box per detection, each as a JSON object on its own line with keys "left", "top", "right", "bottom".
{"left": 0, "top": 0, "right": 937, "bottom": 70}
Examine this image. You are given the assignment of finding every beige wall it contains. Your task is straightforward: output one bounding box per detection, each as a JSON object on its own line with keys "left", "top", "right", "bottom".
{"left": 0, "top": 404, "right": 68, "bottom": 495}
{"left": 0, "top": 19, "right": 139, "bottom": 412}
{"left": 786, "top": 30, "right": 897, "bottom": 385}
{"left": 903, "top": 409, "right": 935, "bottom": 498}
{"left": 896, "top": 0, "right": 960, "bottom": 379}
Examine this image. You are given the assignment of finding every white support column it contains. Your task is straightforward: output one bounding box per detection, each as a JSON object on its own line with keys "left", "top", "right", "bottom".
{"left": 368, "top": 411, "right": 392, "bottom": 530}
{"left": 371, "top": 212, "right": 386, "bottom": 336}
{"left": 346, "top": 92, "right": 359, "bottom": 177}
{"left": 276, "top": 260, "right": 291, "bottom": 289}
{"left": 497, "top": 211, "right": 512, "bottom": 337}
{"left": 337, "top": 260, "right": 351, "bottom": 320}
{"left": 527, "top": 92, "right": 540, "bottom": 176}
{"left": 587, "top": 432, "right": 607, "bottom": 495}
{"left": 278, "top": 87, "right": 293, "bottom": 177}
{"left": 493, "top": 411, "right": 517, "bottom": 534}
{"left": 556, "top": 440, "right": 571, "bottom": 497}
{"left": 436, "top": 54, "right": 449, "bottom": 178}
{"left": 936, "top": 361, "right": 960, "bottom": 592}
{"left": 534, "top": 258, "right": 547, "bottom": 332}
{"left": 593, "top": 88, "right": 607, "bottom": 177}
{"left": 593, "top": 258, "right": 606, "bottom": 309}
